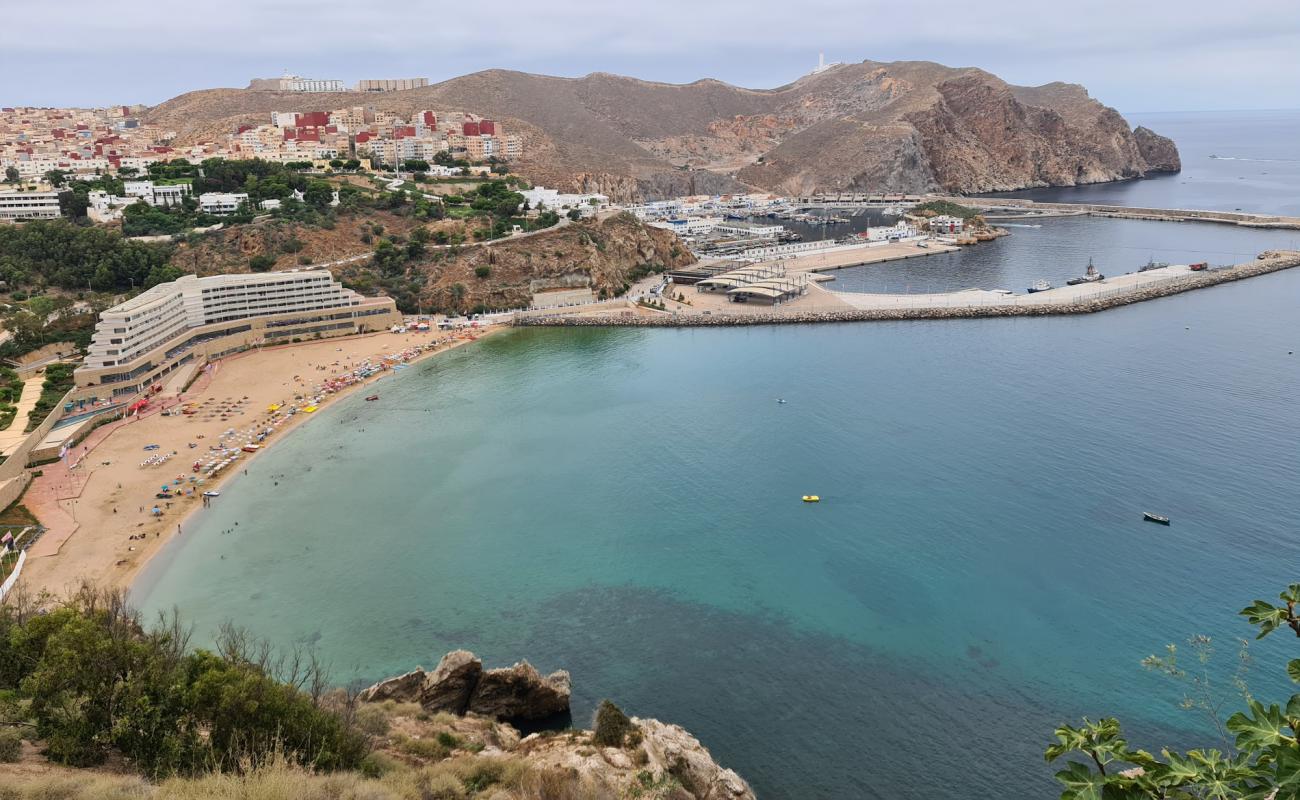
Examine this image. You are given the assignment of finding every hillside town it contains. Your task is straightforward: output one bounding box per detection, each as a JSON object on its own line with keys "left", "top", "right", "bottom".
{"left": 0, "top": 99, "right": 522, "bottom": 184}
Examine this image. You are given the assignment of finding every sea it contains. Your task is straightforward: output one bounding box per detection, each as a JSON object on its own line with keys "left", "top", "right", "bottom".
{"left": 133, "top": 110, "right": 1300, "bottom": 798}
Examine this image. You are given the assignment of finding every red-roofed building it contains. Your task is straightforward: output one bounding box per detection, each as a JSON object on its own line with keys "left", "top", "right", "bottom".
{"left": 463, "top": 121, "right": 480, "bottom": 137}
{"left": 479, "top": 119, "right": 495, "bottom": 135}
{"left": 422, "top": 111, "right": 436, "bottom": 127}
{"left": 297, "top": 111, "right": 330, "bottom": 127}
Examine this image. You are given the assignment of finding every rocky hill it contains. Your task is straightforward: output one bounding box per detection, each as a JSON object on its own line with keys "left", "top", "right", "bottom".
{"left": 335, "top": 212, "right": 695, "bottom": 313}
{"left": 143, "top": 59, "right": 1179, "bottom": 201}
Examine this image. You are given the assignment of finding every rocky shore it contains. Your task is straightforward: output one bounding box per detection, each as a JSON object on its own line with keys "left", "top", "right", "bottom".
{"left": 515, "top": 251, "right": 1300, "bottom": 328}
{"left": 358, "top": 651, "right": 755, "bottom": 799}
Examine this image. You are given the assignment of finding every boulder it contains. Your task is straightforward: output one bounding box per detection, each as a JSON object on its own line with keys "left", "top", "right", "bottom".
{"left": 467, "top": 660, "right": 572, "bottom": 720}
{"left": 419, "top": 650, "right": 483, "bottom": 714}
{"left": 357, "top": 668, "right": 426, "bottom": 703}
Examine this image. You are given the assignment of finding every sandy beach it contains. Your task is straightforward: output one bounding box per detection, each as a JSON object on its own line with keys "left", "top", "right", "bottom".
{"left": 17, "top": 325, "right": 501, "bottom": 597}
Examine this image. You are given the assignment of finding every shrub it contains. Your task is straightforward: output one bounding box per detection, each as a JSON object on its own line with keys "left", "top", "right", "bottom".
{"left": 248, "top": 254, "right": 276, "bottom": 272}
{"left": 355, "top": 703, "right": 390, "bottom": 736}
{"left": 0, "top": 727, "right": 21, "bottom": 762}
{"left": 435, "top": 731, "right": 460, "bottom": 749}
{"left": 592, "top": 699, "right": 634, "bottom": 748}
{"left": 397, "top": 734, "right": 449, "bottom": 761}
{"left": 473, "top": 266, "right": 491, "bottom": 279}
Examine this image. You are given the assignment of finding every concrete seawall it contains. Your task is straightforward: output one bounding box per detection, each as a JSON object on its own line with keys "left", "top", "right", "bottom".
{"left": 513, "top": 251, "right": 1300, "bottom": 328}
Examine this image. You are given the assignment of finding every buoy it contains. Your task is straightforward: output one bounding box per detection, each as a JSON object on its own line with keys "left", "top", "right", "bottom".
{"left": 802, "top": 495, "right": 820, "bottom": 503}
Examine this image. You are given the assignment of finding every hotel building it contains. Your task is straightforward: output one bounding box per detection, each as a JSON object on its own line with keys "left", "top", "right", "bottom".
{"left": 73, "top": 271, "right": 401, "bottom": 399}
{"left": 0, "top": 190, "right": 63, "bottom": 221}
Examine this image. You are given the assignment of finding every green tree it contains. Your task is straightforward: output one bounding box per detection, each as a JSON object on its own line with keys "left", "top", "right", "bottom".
{"left": 1047, "top": 583, "right": 1300, "bottom": 798}
{"left": 3, "top": 166, "right": 18, "bottom": 184}
{"left": 302, "top": 180, "right": 334, "bottom": 209}
{"left": 44, "top": 169, "right": 67, "bottom": 187}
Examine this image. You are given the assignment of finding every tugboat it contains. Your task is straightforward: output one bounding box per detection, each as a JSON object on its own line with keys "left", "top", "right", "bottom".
{"left": 1027, "top": 279, "right": 1053, "bottom": 293}
{"left": 1066, "top": 259, "right": 1104, "bottom": 286}
{"left": 1143, "top": 512, "right": 1171, "bottom": 526}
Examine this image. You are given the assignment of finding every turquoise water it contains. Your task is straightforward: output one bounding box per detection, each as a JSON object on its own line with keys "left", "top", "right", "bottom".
{"left": 135, "top": 265, "right": 1300, "bottom": 797}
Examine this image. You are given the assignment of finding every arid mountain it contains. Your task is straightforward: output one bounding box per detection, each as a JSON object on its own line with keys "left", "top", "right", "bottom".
{"left": 144, "top": 59, "right": 1180, "bottom": 201}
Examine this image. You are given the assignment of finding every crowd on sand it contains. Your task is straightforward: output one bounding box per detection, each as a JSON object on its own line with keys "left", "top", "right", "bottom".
{"left": 18, "top": 326, "right": 496, "bottom": 596}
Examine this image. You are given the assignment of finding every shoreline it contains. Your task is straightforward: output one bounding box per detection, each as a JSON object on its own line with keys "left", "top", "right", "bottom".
{"left": 17, "top": 325, "right": 505, "bottom": 598}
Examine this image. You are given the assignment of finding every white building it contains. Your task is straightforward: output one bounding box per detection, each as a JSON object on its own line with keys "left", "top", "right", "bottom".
{"left": 0, "top": 190, "right": 63, "bottom": 221}
{"left": 928, "top": 215, "right": 964, "bottom": 234}
{"left": 521, "top": 186, "right": 609, "bottom": 214}
{"left": 650, "top": 217, "right": 722, "bottom": 236}
{"left": 76, "top": 271, "right": 401, "bottom": 396}
{"left": 198, "top": 192, "right": 250, "bottom": 215}
{"left": 713, "top": 221, "right": 784, "bottom": 238}
{"left": 124, "top": 180, "right": 191, "bottom": 206}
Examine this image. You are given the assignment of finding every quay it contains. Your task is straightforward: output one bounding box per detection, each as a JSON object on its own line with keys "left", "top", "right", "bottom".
{"left": 947, "top": 197, "right": 1300, "bottom": 230}
{"left": 514, "top": 250, "right": 1300, "bottom": 327}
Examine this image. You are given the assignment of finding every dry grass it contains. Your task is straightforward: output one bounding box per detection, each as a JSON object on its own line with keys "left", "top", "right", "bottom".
{"left": 0, "top": 754, "right": 627, "bottom": 800}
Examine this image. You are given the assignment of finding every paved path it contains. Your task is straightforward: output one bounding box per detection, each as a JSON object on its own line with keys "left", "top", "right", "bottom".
{"left": 0, "top": 375, "right": 47, "bottom": 458}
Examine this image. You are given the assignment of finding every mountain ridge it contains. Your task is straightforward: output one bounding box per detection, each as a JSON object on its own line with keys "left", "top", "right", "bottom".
{"left": 143, "top": 59, "right": 1180, "bottom": 201}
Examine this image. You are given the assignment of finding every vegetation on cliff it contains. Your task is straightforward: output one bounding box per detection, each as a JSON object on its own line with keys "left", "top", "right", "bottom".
{"left": 1047, "top": 582, "right": 1300, "bottom": 798}
{"left": 0, "top": 586, "right": 752, "bottom": 799}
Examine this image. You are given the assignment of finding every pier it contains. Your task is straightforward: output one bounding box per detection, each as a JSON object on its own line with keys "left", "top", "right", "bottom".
{"left": 949, "top": 197, "right": 1300, "bottom": 230}
{"left": 515, "top": 251, "right": 1300, "bottom": 327}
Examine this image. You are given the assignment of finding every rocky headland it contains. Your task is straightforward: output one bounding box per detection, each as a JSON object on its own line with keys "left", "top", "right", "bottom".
{"left": 143, "top": 59, "right": 1180, "bottom": 201}
{"left": 358, "top": 651, "right": 755, "bottom": 799}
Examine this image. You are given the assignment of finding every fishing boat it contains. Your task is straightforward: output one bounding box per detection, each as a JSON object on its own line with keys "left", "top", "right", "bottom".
{"left": 202, "top": 491, "right": 221, "bottom": 498}
{"left": 1027, "top": 279, "right": 1053, "bottom": 293}
{"left": 365, "top": 394, "right": 380, "bottom": 401}
{"left": 1143, "top": 512, "right": 1171, "bottom": 526}
{"left": 1066, "top": 259, "right": 1104, "bottom": 286}
{"left": 802, "top": 495, "right": 820, "bottom": 503}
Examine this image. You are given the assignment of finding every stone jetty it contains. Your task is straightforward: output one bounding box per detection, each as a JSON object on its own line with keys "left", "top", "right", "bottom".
{"left": 514, "top": 251, "right": 1300, "bottom": 328}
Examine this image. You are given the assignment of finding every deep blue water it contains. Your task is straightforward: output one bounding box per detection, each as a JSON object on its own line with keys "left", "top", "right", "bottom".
{"left": 987, "top": 109, "right": 1300, "bottom": 216}
{"left": 133, "top": 111, "right": 1300, "bottom": 798}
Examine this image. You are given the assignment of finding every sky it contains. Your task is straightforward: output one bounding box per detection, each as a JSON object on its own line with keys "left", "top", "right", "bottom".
{"left": 3, "top": 0, "right": 1298, "bottom": 112}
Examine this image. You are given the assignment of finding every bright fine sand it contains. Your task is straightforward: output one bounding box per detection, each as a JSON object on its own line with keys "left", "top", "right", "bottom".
{"left": 18, "top": 326, "right": 499, "bottom": 597}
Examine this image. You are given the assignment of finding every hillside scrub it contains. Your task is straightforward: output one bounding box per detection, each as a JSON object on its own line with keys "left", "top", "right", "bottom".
{"left": 0, "top": 585, "right": 369, "bottom": 778}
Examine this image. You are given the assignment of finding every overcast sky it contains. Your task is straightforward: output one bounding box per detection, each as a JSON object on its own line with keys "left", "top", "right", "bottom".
{"left": 4, "top": 0, "right": 1298, "bottom": 112}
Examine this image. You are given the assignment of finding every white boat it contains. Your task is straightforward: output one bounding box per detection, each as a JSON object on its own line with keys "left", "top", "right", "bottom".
{"left": 1027, "top": 279, "right": 1053, "bottom": 293}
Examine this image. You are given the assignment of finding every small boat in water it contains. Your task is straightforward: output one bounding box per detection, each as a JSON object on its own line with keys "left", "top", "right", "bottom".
{"left": 1027, "top": 279, "right": 1053, "bottom": 293}
{"left": 1143, "top": 512, "right": 1171, "bottom": 525}
{"left": 1066, "top": 259, "right": 1104, "bottom": 286}
{"left": 365, "top": 394, "right": 380, "bottom": 401}
{"left": 802, "top": 495, "right": 820, "bottom": 503}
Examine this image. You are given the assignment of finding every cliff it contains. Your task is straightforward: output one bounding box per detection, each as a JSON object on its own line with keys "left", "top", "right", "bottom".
{"left": 143, "top": 59, "right": 1180, "bottom": 201}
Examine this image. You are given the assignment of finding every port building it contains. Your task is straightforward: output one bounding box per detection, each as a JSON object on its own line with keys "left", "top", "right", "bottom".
{"left": 73, "top": 271, "right": 401, "bottom": 399}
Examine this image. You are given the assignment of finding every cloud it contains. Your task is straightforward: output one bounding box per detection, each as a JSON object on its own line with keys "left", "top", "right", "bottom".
{"left": 2, "top": 0, "right": 1297, "bottom": 110}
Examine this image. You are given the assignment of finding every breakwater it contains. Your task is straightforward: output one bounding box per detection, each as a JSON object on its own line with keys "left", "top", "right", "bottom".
{"left": 961, "top": 197, "right": 1300, "bottom": 229}
{"left": 514, "top": 251, "right": 1300, "bottom": 327}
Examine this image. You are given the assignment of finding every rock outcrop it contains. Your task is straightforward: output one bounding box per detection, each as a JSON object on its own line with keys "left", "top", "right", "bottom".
{"left": 358, "top": 650, "right": 572, "bottom": 721}
{"left": 1133, "top": 126, "right": 1182, "bottom": 173}
{"left": 420, "top": 649, "right": 483, "bottom": 713}
{"left": 144, "top": 59, "right": 1180, "bottom": 200}
{"left": 359, "top": 657, "right": 755, "bottom": 799}
{"left": 356, "top": 668, "right": 426, "bottom": 704}
{"left": 468, "top": 660, "right": 572, "bottom": 720}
